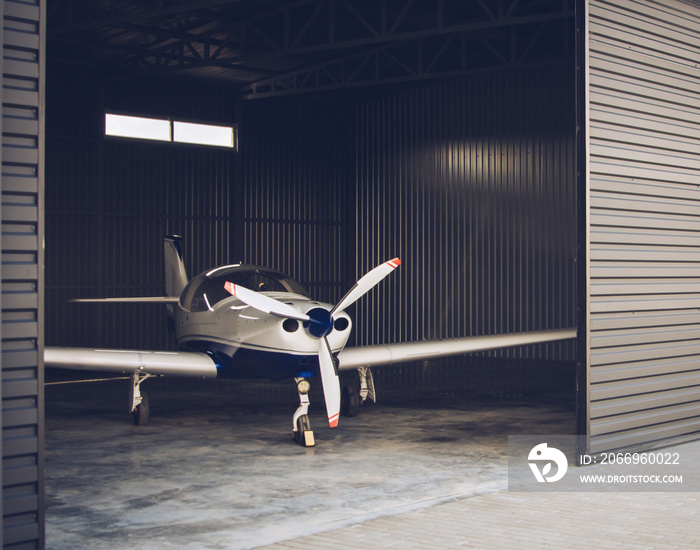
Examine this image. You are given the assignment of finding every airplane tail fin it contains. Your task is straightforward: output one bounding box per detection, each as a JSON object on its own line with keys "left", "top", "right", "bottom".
{"left": 164, "top": 235, "right": 188, "bottom": 298}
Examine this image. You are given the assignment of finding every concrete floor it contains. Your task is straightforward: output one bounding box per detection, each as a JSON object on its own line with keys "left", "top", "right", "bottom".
{"left": 45, "top": 377, "right": 575, "bottom": 550}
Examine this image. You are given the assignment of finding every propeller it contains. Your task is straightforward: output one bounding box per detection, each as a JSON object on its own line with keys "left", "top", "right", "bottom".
{"left": 224, "top": 258, "right": 401, "bottom": 428}
{"left": 223, "top": 281, "right": 310, "bottom": 322}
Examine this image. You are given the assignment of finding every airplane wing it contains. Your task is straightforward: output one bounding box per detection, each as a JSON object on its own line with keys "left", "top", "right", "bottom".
{"left": 70, "top": 297, "right": 180, "bottom": 304}
{"left": 44, "top": 347, "right": 218, "bottom": 377}
{"left": 336, "top": 328, "right": 576, "bottom": 371}
{"left": 46, "top": 329, "right": 575, "bottom": 377}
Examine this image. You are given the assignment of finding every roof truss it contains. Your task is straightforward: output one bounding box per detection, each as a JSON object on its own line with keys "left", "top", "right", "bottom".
{"left": 48, "top": 0, "right": 574, "bottom": 97}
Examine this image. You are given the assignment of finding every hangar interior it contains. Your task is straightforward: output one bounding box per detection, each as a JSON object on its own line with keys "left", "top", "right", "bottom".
{"left": 2, "top": 0, "right": 697, "bottom": 547}
{"left": 44, "top": 0, "right": 578, "bottom": 405}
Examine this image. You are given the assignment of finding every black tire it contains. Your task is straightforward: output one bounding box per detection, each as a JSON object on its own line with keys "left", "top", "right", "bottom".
{"left": 293, "top": 414, "right": 313, "bottom": 446}
{"left": 132, "top": 393, "right": 150, "bottom": 426}
{"left": 298, "top": 414, "right": 311, "bottom": 433}
{"left": 340, "top": 384, "right": 361, "bottom": 417}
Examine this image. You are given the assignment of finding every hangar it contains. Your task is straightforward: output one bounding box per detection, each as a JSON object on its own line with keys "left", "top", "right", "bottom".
{"left": 1, "top": 0, "right": 699, "bottom": 547}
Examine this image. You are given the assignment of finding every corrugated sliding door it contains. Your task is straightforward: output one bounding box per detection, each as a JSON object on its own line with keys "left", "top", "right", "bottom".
{"left": 586, "top": 0, "right": 700, "bottom": 453}
{"left": 1, "top": 0, "right": 45, "bottom": 547}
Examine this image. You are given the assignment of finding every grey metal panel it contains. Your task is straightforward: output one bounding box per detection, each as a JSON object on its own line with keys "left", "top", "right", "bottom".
{"left": 40, "top": 65, "right": 234, "bottom": 351}
{"left": 45, "top": 139, "right": 236, "bottom": 351}
{"left": 44, "top": 89, "right": 353, "bottom": 352}
{"left": 1, "top": 4, "right": 4, "bottom": 542}
{"left": 587, "top": 0, "right": 700, "bottom": 454}
{"left": 1, "top": 0, "right": 45, "bottom": 547}
{"left": 354, "top": 66, "right": 578, "bottom": 360}
{"left": 238, "top": 97, "right": 354, "bottom": 306}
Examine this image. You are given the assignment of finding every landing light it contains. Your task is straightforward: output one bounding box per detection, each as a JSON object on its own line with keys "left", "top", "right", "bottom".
{"left": 297, "top": 380, "right": 311, "bottom": 394}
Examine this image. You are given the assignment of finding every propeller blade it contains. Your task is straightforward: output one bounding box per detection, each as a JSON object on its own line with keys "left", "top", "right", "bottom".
{"left": 318, "top": 337, "right": 341, "bottom": 428}
{"left": 332, "top": 258, "right": 401, "bottom": 316}
{"left": 224, "top": 282, "right": 310, "bottom": 322}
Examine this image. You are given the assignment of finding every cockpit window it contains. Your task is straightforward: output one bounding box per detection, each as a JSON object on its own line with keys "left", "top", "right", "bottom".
{"left": 180, "top": 267, "right": 308, "bottom": 312}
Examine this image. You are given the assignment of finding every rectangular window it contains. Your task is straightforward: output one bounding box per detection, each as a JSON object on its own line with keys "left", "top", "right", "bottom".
{"left": 173, "top": 121, "right": 234, "bottom": 148}
{"left": 105, "top": 114, "right": 171, "bottom": 142}
{"left": 105, "top": 113, "right": 236, "bottom": 149}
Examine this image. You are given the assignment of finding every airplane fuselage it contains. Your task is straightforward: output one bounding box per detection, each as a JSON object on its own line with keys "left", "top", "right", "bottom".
{"left": 172, "top": 265, "right": 352, "bottom": 380}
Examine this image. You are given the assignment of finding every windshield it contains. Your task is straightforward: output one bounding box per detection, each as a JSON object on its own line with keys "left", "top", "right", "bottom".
{"left": 181, "top": 266, "right": 309, "bottom": 312}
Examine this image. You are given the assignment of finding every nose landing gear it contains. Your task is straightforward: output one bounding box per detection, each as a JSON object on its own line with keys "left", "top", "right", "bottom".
{"left": 292, "top": 378, "right": 315, "bottom": 447}
{"left": 291, "top": 368, "right": 376, "bottom": 446}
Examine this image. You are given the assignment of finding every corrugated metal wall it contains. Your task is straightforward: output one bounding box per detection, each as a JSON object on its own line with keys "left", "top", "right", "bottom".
{"left": 239, "top": 97, "right": 354, "bottom": 306}
{"left": 1, "top": 0, "right": 45, "bottom": 547}
{"left": 45, "top": 68, "right": 239, "bottom": 350}
{"left": 45, "top": 62, "right": 578, "bottom": 400}
{"left": 355, "top": 66, "right": 578, "bottom": 361}
{"left": 587, "top": 0, "right": 700, "bottom": 453}
{"left": 45, "top": 139, "right": 237, "bottom": 351}
{"left": 44, "top": 76, "right": 353, "bottom": 350}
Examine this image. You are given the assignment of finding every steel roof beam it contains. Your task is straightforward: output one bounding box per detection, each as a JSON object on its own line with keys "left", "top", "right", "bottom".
{"left": 111, "top": 7, "right": 572, "bottom": 80}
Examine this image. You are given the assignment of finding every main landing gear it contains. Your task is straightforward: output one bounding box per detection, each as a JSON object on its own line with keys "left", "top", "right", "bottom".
{"left": 341, "top": 366, "right": 376, "bottom": 417}
{"left": 130, "top": 372, "right": 152, "bottom": 426}
{"left": 292, "top": 367, "right": 377, "bottom": 447}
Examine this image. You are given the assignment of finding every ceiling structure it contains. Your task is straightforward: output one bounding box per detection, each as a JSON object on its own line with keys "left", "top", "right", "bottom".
{"left": 48, "top": 0, "right": 575, "bottom": 99}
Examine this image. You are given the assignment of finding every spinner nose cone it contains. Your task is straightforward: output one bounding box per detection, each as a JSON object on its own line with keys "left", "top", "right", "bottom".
{"left": 305, "top": 307, "right": 333, "bottom": 338}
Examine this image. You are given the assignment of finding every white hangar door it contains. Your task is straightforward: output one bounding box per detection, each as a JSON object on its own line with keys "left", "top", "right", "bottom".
{"left": 585, "top": 0, "right": 700, "bottom": 454}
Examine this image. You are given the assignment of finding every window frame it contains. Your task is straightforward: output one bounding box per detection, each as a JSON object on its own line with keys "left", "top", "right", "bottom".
{"left": 105, "top": 112, "right": 237, "bottom": 150}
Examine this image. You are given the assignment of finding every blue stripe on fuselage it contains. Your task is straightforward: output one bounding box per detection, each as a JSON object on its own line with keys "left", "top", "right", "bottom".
{"left": 181, "top": 340, "right": 320, "bottom": 380}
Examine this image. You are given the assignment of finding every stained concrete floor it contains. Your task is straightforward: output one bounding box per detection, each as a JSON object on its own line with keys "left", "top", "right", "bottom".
{"left": 45, "top": 376, "right": 575, "bottom": 550}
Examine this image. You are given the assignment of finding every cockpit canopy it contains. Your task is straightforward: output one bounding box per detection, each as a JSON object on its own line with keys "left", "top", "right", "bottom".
{"left": 180, "top": 265, "right": 309, "bottom": 312}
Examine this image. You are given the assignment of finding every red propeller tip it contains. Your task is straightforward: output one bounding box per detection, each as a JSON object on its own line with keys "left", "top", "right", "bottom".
{"left": 389, "top": 258, "right": 401, "bottom": 268}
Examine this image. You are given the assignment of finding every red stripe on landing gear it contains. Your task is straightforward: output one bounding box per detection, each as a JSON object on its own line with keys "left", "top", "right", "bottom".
{"left": 328, "top": 414, "right": 339, "bottom": 428}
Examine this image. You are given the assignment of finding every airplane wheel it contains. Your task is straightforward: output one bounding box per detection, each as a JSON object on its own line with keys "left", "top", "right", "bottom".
{"left": 293, "top": 415, "right": 315, "bottom": 447}
{"left": 132, "top": 393, "right": 150, "bottom": 426}
{"left": 341, "top": 385, "right": 361, "bottom": 417}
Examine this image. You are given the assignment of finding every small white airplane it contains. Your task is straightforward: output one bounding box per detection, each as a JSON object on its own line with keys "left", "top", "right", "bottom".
{"left": 45, "top": 236, "right": 576, "bottom": 446}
